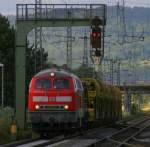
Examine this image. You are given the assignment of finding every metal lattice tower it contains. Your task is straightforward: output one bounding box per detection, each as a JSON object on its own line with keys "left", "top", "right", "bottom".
{"left": 117, "top": 0, "right": 144, "bottom": 45}
{"left": 83, "top": 35, "right": 88, "bottom": 66}
{"left": 110, "top": 59, "right": 114, "bottom": 85}
{"left": 103, "top": 58, "right": 121, "bottom": 85}
{"left": 117, "top": 0, "right": 126, "bottom": 45}
{"left": 81, "top": 33, "right": 89, "bottom": 66}
{"left": 34, "top": 0, "right": 43, "bottom": 73}
{"left": 117, "top": 59, "right": 121, "bottom": 85}
{"left": 66, "top": 11, "right": 72, "bottom": 69}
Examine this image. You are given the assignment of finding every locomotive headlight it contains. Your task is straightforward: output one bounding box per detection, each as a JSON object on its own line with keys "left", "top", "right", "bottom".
{"left": 50, "top": 72, "right": 55, "bottom": 77}
{"left": 35, "top": 104, "right": 40, "bottom": 110}
{"left": 64, "top": 105, "right": 69, "bottom": 110}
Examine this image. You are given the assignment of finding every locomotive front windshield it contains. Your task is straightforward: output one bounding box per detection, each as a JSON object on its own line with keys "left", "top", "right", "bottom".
{"left": 35, "top": 79, "right": 51, "bottom": 89}
{"left": 54, "top": 79, "right": 70, "bottom": 89}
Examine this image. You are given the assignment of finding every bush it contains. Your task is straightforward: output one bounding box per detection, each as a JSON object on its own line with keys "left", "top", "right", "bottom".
{"left": 0, "top": 107, "right": 14, "bottom": 143}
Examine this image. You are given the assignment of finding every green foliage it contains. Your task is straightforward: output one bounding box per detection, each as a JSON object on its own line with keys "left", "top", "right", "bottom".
{"left": 131, "top": 103, "right": 139, "bottom": 114}
{"left": 26, "top": 44, "right": 48, "bottom": 94}
{"left": 73, "top": 65, "right": 94, "bottom": 77}
{"left": 0, "top": 14, "right": 15, "bottom": 107}
{"left": 0, "top": 14, "right": 49, "bottom": 107}
{"left": 0, "top": 107, "right": 14, "bottom": 143}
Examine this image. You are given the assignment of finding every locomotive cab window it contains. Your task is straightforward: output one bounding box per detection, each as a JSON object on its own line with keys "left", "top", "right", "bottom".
{"left": 76, "top": 79, "right": 83, "bottom": 90}
{"left": 54, "top": 79, "right": 70, "bottom": 89}
{"left": 35, "top": 79, "right": 51, "bottom": 89}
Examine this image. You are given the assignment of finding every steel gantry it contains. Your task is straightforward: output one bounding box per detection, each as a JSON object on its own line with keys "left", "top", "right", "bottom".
{"left": 15, "top": 3, "right": 106, "bottom": 129}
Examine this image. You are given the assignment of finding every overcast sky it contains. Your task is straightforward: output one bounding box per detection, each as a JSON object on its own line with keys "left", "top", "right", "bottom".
{"left": 0, "top": 0, "right": 150, "bottom": 15}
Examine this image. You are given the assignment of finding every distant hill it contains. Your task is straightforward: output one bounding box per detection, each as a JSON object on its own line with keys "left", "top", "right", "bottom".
{"left": 7, "top": 6, "right": 150, "bottom": 24}
{"left": 6, "top": 6, "right": 150, "bottom": 83}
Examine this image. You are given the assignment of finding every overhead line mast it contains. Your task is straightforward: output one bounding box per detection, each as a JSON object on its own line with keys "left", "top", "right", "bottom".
{"left": 82, "top": 33, "right": 89, "bottom": 66}
{"left": 80, "top": 31, "right": 89, "bottom": 67}
{"left": 34, "top": 0, "right": 43, "bottom": 73}
{"left": 117, "top": 0, "right": 126, "bottom": 45}
{"left": 66, "top": 11, "right": 73, "bottom": 69}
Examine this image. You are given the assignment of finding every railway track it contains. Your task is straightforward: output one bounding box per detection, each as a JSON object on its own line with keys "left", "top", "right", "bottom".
{"left": 1, "top": 138, "right": 40, "bottom": 147}
{"left": 2, "top": 132, "right": 80, "bottom": 147}
{"left": 90, "top": 115, "right": 150, "bottom": 147}
{"left": 3, "top": 114, "right": 150, "bottom": 147}
{"left": 2, "top": 127, "right": 117, "bottom": 147}
{"left": 17, "top": 135, "right": 66, "bottom": 147}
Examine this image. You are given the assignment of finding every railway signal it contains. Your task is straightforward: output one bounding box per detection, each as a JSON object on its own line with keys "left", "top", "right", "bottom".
{"left": 90, "top": 16, "right": 103, "bottom": 63}
{"left": 90, "top": 27, "right": 101, "bottom": 49}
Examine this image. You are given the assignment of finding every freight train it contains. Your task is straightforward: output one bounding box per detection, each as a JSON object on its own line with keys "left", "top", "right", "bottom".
{"left": 28, "top": 68, "right": 122, "bottom": 133}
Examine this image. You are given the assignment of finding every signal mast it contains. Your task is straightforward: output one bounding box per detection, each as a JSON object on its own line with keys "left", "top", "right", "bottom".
{"left": 90, "top": 16, "right": 106, "bottom": 71}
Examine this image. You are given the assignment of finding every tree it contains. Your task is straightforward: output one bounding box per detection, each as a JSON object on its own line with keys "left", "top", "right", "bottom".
{"left": 0, "top": 14, "right": 15, "bottom": 107}
{"left": 73, "top": 65, "right": 94, "bottom": 78}
{"left": 26, "top": 44, "right": 48, "bottom": 95}
{"left": 0, "top": 14, "right": 48, "bottom": 107}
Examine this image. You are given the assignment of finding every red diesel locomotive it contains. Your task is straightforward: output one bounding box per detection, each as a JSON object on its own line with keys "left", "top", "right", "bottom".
{"left": 28, "top": 68, "right": 84, "bottom": 131}
{"left": 28, "top": 68, "right": 122, "bottom": 133}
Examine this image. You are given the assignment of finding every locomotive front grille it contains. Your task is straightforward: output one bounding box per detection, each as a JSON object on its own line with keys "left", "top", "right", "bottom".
{"left": 39, "top": 105, "right": 65, "bottom": 110}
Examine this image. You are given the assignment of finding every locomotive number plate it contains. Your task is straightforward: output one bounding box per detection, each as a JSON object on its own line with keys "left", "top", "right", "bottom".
{"left": 33, "top": 96, "right": 48, "bottom": 102}
{"left": 48, "top": 97, "right": 56, "bottom": 102}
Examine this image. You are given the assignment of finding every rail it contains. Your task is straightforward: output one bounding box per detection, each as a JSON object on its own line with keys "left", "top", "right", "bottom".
{"left": 89, "top": 116, "right": 150, "bottom": 146}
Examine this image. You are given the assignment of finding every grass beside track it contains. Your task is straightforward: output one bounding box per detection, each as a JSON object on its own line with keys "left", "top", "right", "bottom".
{"left": 0, "top": 128, "right": 39, "bottom": 145}
{"left": 0, "top": 107, "right": 39, "bottom": 144}
{"left": 0, "top": 107, "right": 13, "bottom": 144}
